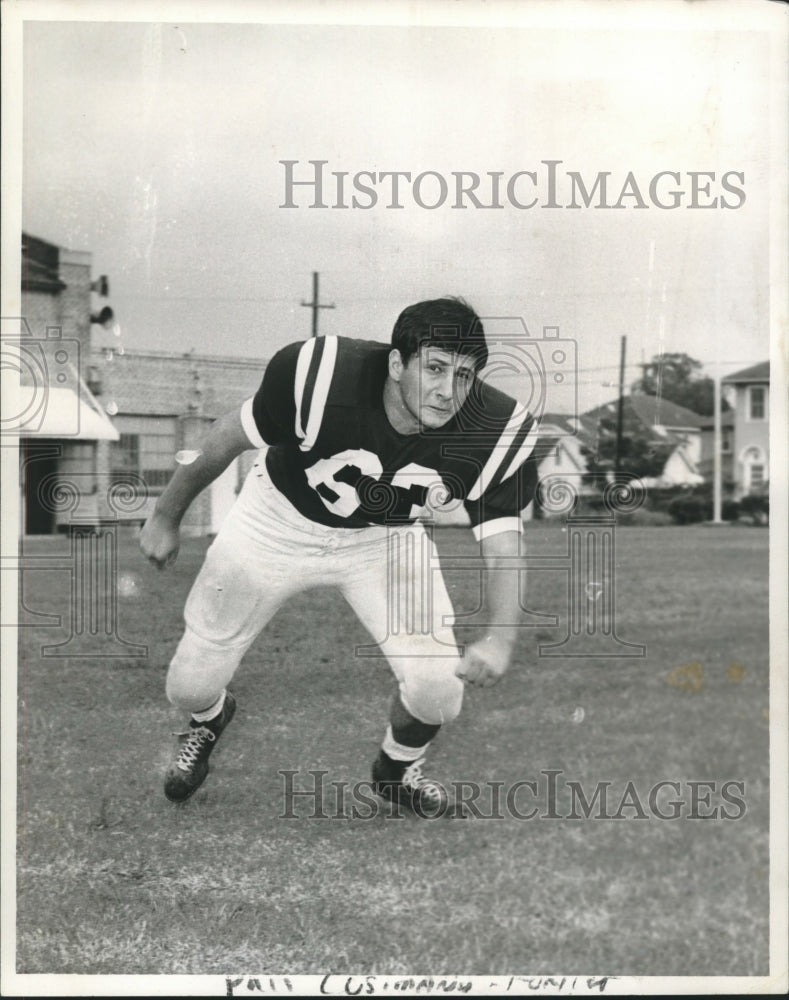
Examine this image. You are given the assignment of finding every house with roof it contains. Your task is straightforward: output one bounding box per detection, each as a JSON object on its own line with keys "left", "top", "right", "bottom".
{"left": 518, "top": 395, "right": 703, "bottom": 518}
{"left": 699, "top": 361, "right": 769, "bottom": 498}
{"left": 518, "top": 412, "right": 592, "bottom": 517}
{"left": 534, "top": 414, "right": 589, "bottom": 479}
{"left": 568, "top": 394, "right": 703, "bottom": 488}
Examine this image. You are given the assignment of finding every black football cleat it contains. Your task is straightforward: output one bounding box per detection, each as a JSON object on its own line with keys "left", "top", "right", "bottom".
{"left": 164, "top": 692, "right": 237, "bottom": 802}
{"left": 372, "top": 750, "right": 449, "bottom": 818}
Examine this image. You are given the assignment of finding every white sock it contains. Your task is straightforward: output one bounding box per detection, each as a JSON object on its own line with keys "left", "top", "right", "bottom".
{"left": 382, "top": 724, "right": 430, "bottom": 762}
{"left": 191, "top": 689, "right": 226, "bottom": 723}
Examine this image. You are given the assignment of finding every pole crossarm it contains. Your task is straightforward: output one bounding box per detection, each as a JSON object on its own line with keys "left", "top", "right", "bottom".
{"left": 300, "top": 271, "right": 335, "bottom": 338}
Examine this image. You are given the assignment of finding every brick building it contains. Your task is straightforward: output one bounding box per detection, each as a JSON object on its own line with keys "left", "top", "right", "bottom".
{"left": 18, "top": 232, "right": 266, "bottom": 535}
{"left": 98, "top": 349, "right": 264, "bottom": 534}
{"left": 18, "top": 233, "right": 118, "bottom": 534}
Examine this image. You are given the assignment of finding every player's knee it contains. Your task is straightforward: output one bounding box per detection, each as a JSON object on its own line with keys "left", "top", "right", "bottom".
{"left": 166, "top": 630, "right": 241, "bottom": 713}
{"left": 401, "top": 664, "right": 464, "bottom": 726}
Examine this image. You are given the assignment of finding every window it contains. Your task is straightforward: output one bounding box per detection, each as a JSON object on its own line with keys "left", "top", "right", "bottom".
{"left": 111, "top": 416, "right": 177, "bottom": 492}
{"left": 742, "top": 446, "right": 768, "bottom": 494}
{"left": 113, "top": 434, "right": 139, "bottom": 478}
{"left": 60, "top": 441, "right": 96, "bottom": 478}
{"left": 721, "top": 429, "right": 732, "bottom": 453}
{"left": 749, "top": 464, "right": 765, "bottom": 489}
{"left": 749, "top": 386, "right": 766, "bottom": 421}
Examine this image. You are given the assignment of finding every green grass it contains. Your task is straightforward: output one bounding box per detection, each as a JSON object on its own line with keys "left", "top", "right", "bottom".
{"left": 15, "top": 523, "right": 769, "bottom": 975}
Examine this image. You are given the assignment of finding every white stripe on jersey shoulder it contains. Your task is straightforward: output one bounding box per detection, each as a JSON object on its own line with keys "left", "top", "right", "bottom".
{"left": 467, "top": 406, "right": 535, "bottom": 502}
{"left": 300, "top": 335, "right": 339, "bottom": 452}
{"left": 293, "top": 338, "right": 316, "bottom": 441}
{"left": 501, "top": 418, "right": 540, "bottom": 482}
{"left": 240, "top": 396, "right": 267, "bottom": 449}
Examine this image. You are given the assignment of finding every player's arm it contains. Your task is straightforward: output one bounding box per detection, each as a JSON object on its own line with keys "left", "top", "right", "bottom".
{"left": 458, "top": 528, "right": 526, "bottom": 687}
{"left": 459, "top": 427, "right": 539, "bottom": 686}
{"left": 140, "top": 406, "right": 252, "bottom": 569}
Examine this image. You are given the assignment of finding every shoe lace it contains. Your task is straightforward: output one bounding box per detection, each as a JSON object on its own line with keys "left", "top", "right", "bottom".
{"left": 401, "top": 758, "right": 443, "bottom": 803}
{"left": 173, "top": 726, "right": 215, "bottom": 771}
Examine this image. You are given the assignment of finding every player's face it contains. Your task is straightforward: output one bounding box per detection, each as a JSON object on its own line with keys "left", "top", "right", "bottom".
{"left": 388, "top": 346, "right": 477, "bottom": 432}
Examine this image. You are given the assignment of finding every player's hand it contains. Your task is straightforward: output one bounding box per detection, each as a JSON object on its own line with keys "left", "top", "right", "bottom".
{"left": 457, "top": 634, "right": 513, "bottom": 688}
{"left": 140, "top": 511, "right": 181, "bottom": 570}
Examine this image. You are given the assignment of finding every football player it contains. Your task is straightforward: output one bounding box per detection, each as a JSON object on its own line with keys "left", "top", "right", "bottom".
{"left": 140, "top": 298, "right": 539, "bottom": 816}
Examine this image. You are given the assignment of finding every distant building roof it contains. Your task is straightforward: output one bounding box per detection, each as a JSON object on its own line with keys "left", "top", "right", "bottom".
{"left": 582, "top": 393, "right": 702, "bottom": 432}
{"left": 541, "top": 396, "right": 700, "bottom": 481}
{"left": 628, "top": 394, "right": 702, "bottom": 429}
{"left": 722, "top": 361, "right": 769, "bottom": 384}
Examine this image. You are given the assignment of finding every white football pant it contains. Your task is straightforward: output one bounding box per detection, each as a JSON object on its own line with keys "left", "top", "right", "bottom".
{"left": 166, "top": 456, "right": 464, "bottom": 725}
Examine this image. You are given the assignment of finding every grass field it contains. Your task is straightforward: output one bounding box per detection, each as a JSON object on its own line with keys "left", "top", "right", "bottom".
{"left": 15, "top": 522, "right": 769, "bottom": 976}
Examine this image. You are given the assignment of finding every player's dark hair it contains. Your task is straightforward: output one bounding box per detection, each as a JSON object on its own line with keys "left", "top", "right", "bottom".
{"left": 391, "top": 297, "right": 488, "bottom": 371}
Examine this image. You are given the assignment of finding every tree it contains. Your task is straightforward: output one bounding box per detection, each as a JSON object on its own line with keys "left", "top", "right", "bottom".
{"left": 580, "top": 416, "right": 675, "bottom": 485}
{"left": 631, "top": 352, "right": 729, "bottom": 417}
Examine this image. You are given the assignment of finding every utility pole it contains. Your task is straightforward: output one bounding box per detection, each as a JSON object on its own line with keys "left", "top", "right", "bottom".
{"left": 710, "top": 263, "right": 724, "bottom": 524}
{"left": 614, "top": 335, "right": 627, "bottom": 475}
{"left": 712, "top": 368, "right": 723, "bottom": 523}
{"left": 300, "top": 272, "right": 335, "bottom": 338}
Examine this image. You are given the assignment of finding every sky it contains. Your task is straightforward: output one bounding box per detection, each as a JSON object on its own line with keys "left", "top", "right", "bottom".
{"left": 17, "top": 4, "right": 775, "bottom": 415}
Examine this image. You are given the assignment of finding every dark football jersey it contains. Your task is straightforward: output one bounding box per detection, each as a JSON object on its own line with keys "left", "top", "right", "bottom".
{"left": 241, "top": 336, "right": 542, "bottom": 537}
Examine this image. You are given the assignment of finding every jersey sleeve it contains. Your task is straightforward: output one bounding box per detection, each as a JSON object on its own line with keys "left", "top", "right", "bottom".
{"left": 240, "top": 341, "right": 302, "bottom": 448}
{"left": 242, "top": 335, "right": 341, "bottom": 452}
{"left": 464, "top": 453, "right": 539, "bottom": 540}
{"left": 461, "top": 395, "right": 543, "bottom": 540}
